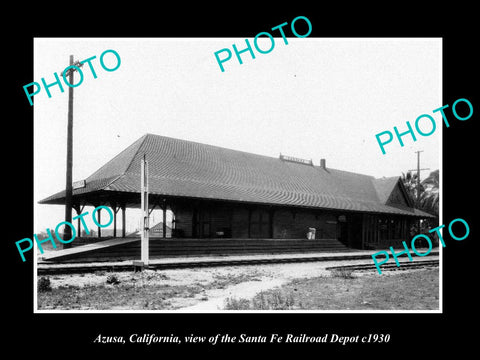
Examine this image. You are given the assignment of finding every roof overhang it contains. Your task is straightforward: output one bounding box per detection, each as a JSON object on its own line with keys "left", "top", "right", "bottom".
{"left": 39, "top": 188, "right": 435, "bottom": 219}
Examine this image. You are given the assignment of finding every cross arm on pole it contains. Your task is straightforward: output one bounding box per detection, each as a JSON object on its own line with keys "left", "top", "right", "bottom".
{"left": 60, "top": 59, "right": 84, "bottom": 77}
{"left": 408, "top": 168, "right": 430, "bottom": 172}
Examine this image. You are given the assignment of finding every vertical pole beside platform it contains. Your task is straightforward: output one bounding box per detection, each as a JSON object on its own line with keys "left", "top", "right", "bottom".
{"left": 141, "top": 155, "right": 149, "bottom": 265}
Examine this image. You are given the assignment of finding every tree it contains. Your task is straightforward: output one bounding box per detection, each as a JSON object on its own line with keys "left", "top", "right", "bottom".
{"left": 401, "top": 171, "right": 424, "bottom": 208}
{"left": 420, "top": 170, "right": 439, "bottom": 216}
{"left": 401, "top": 170, "right": 439, "bottom": 215}
{"left": 401, "top": 169, "right": 439, "bottom": 236}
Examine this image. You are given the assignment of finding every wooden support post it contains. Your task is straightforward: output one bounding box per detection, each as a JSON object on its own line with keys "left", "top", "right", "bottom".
{"left": 121, "top": 204, "right": 126, "bottom": 238}
{"left": 163, "top": 201, "right": 167, "bottom": 238}
{"left": 74, "top": 204, "right": 85, "bottom": 237}
{"left": 72, "top": 204, "right": 80, "bottom": 237}
{"left": 111, "top": 202, "right": 120, "bottom": 238}
{"left": 97, "top": 207, "right": 102, "bottom": 238}
{"left": 141, "top": 155, "right": 149, "bottom": 265}
{"left": 77, "top": 210, "right": 81, "bottom": 237}
{"left": 170, "top": 205, "right": 176, "bottom": 235}
{"left": 113, "top": 207, "right": 117, "bottom": 238}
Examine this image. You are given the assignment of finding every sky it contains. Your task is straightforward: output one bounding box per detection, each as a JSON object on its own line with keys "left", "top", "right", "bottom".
{"left": 33, "top": 37, "right": 442, "bottom": 234}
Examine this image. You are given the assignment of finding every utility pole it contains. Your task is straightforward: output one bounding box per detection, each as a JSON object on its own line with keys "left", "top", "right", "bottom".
{"left": 61, "top": 55, "right": 84, "bottom": 248}
{"left": 409, "top": 150, "right": 430, "bottom": 204}
{"left": 408, "top": 150, "right": 430, "bottom": 234}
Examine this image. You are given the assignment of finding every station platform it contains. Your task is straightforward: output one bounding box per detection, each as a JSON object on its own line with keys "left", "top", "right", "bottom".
{"left": 38, "top": 237, "right": 358, "bottom": 263}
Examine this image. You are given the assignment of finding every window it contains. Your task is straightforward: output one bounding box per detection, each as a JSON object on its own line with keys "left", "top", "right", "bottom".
{"left": 378, "top": 218, "right": 389, "bottom": 241}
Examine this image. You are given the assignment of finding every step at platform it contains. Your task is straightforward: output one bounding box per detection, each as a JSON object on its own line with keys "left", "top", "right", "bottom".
{"left": 40, "top": 237, "right": 355, "bottom": 263}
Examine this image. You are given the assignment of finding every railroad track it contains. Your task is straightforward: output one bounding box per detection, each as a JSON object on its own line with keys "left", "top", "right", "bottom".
{"left": 326, "top": 259, "right": 439, "bottom": 273}
{"left": 37, "top": 256, "right": 365, "bottom": 275}
{"left": 37, "top": 253, "right": 439, "bottom": 275}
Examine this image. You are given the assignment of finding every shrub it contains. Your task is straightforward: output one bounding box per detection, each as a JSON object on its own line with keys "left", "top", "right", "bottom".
{"left": 38, "top": 277, "right": 52, "bottom": 292}
{"left": 106, "top": 274, "right": 120, "bottom": 285}
{"left": 224, "top": 297, "right": 251, "bottom": 310}
{"left": 331, "top": 267, "right": 356, "bottom": 279}
{"left": 252, "top": 290, "right": 295, "bottom": 310}
{"left": 224, "top": 290, "right": 296, "bottom": 310}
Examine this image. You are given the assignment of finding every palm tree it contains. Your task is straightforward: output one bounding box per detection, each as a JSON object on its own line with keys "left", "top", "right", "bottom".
{"left": 401, "top": 169, "right": 439, "bottom": 236}
{"left": 420, "top": 170, "right": 439, "bottom": 216}
{"left": 401, "top": 171, "right": 424, "bottom": 208}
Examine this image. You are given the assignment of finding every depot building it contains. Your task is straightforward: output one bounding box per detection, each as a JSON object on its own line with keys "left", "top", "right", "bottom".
{"left": 39, "top": 133, "right": 434, "bottom": 257}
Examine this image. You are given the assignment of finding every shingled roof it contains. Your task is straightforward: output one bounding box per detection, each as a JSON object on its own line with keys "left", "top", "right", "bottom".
{"left": 39, "top": 133, "right": 433, "bottom": 218}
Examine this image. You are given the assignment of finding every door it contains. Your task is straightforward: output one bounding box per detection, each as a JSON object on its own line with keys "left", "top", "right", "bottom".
{"left": 193, "top": 208, "right": 211, "bottom": 238}
{"left": 249, "top": 209, "right": 271, "bottom": 238}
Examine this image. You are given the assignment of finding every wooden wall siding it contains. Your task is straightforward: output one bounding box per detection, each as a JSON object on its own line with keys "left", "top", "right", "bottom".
{"left": 173, "top": 203, "right": 340, "bottom": 240}
{"left": 363, "top": 214, "right": 377, "bottom": 246}
{"left": 363, "top": 214, "right": 410, "bottom": 249}
{"left": 173, "top": 204, "right": 233, "bottom": 238}
{"left": 272, "top": 209, "right": 294, "bottom": 238}
{"left": 208, "top": 206, "right": 232, "bottom": 237}
{"left": 248, "top": 208, "right": 271, "bottom": 238}
{"left": 347, "top": 214, "right": 364, "bottom": 248}
{"left": 231, "top": 207, "right": 249, "bottom": 238}
{"left": 272, "top": 209, "right": 337, "bottom": 239}
{"left": 173, "top": 207, "right": 194, "bottom": 238}
{"left": 168, "top": 202, "right": 416, "bottom": 249}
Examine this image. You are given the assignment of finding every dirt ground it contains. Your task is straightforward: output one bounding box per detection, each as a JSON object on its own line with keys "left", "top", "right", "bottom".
{"left": 37, "top": 256, "right": 439, "bottom": 311}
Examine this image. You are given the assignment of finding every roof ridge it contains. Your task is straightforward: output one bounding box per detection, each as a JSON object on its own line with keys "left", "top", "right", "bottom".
{"left": 141, "top": 133, "right": 365, "bottom": 176}
{"left": 321, "top": 167, "right": 376, "bottom": 179}
{"left": 104, "top": 173, "right": 125, "bottom": 189}
{"left": 144, "top": 132, "right": 288, "bottom": 163}
{"left": 374, "top": 175, "right": 401, "bottom": 181}
{"left": 84, "top": 133, "right": 148, "bottom": 185}
{"left": 122, "top": 133, "right": 150, "bottom": 176}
